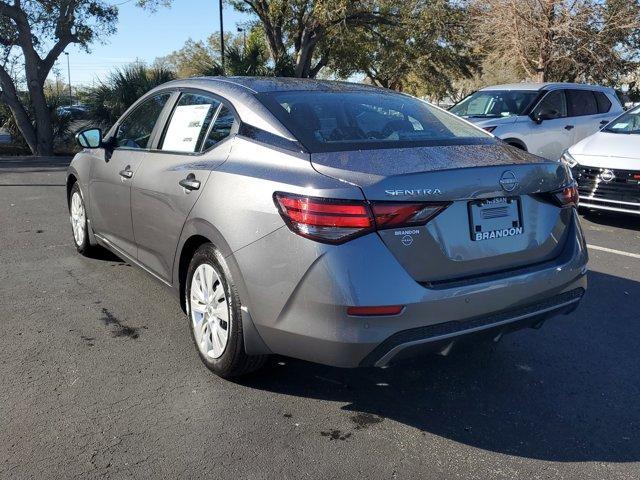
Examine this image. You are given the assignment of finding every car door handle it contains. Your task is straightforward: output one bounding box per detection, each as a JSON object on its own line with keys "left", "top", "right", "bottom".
{"left": 179, "top": 174, "right": 200, "bottom": 191}
{"left": 564, "top": 125, "right": 574, "bottom": 131}
{"left": 119, "top": 167, "right": 133, "bottom": 179}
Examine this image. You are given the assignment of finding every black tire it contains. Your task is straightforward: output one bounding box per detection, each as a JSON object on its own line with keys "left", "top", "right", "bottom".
{"left": 68, "top": 182, "right": 95, "bottom": 256}
{"left": 185, "top": 243, "right": 267, "bottom": 378}
{"left": 507, "top": 142, "right": 526, "bottom": 151}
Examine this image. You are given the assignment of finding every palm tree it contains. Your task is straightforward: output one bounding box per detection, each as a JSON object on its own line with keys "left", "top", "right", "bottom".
{"left": 84, "top": 64, "right": 176, "bottom": 128}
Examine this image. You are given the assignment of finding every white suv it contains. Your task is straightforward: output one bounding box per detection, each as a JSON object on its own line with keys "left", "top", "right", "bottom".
{"left": 450, "top": 83, "right": 623, "bottom": 160}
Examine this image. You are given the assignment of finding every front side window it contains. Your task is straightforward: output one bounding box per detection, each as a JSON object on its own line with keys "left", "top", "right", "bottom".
{"left": 116, "top": 93, "right": 171, "bottom": 149}
{"left": 450, "top": 90, "right": 538, "bottom": 118}
{"left": 532, "top": 90, "right": 567, "bottom": 119}
{"left": 258, "top": 90, "right": 493, "bottom": 153}
{"left": 603, "top": 105, "right": 640, "bottom": 134}
{"left": 566, "top": 90, "right": 598, "bottom": 117}
{"left": 161, "top": 93, "right": 221, "bottom": 152}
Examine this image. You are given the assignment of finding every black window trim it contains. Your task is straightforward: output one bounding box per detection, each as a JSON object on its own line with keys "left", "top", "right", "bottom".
{"left": 106, "top": 87, "right": 241, "bottom": 157}
{"left": 153, "top": 87, "right": 241, "bottom": 157}
{"left": 109, "top": 90, "right": 175, "bottom": 152}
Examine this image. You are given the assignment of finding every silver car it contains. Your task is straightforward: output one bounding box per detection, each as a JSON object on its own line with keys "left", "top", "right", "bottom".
{"left": 450, "top": 83, "right": 623, "bottom": 160}
{"left": 68, "top": 77, "right": 588, "bottom": 377}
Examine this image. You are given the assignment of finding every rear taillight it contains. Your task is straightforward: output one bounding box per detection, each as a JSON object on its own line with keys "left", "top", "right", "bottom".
{"left": 274, "top": 192, "right": 449, "bottom": 244}
{"left": 550, "top": 184, "right": 579, "bottom": 208}
{"left": 372, "top": 202, "right": 449, "bottom": 229}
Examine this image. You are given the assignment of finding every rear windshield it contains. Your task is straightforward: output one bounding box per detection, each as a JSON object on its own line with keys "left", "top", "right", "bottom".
{"left": 256, "top": 90, "right": 494, "bottom": 153}
{"left": 450, "top": 90, "right": 538, "bottom": 118}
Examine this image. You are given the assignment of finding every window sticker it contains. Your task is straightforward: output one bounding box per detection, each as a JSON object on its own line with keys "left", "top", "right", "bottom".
{"left": 163, "top": 104, "right": 212, "bottom": 152}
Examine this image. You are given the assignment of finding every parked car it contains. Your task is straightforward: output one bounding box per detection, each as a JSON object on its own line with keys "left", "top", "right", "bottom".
{"left": 57, "top": 105, "right": 88, "bottom": 120}
{"left": 68, "top": 77, "right": 587, "bottom": 378}
{"left": 563, "top": 104, "right": 640, "bottom": 215}
{"left": 450, "top": 83, "right": 623, "bottom": 160}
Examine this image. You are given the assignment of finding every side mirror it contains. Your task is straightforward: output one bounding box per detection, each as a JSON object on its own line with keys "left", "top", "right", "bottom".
{"left": 531, "top": 109, "right": 558, "bottom": 124}
{"left": 76, "top": 128, "right": 102, "bottom": 149}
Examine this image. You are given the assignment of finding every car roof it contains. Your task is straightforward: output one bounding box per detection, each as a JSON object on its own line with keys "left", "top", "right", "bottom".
{"left": 143, "top": 77, "right": 390, "bottom": 141}
{"left": 167, "top": 76, "right": 384, "bottom": 94}
{"left": 480, "top": 82, "right": 615, "bottom": 93}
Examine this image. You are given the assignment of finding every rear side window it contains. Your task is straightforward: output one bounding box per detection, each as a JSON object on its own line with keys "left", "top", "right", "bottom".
{"left": 202, "top": 105, "right": 236, "bottom": 150}
{"left": 566, "top": 90, "right": 598, "bottom": 117}
{"left": 595, "top": 92, "right": 612, "bottom": 113}
{"left": 116, "top": 93, "right": 171, "bottom": 149}
{"left": 161, "top": 93, "right": 221, "bottom": 153}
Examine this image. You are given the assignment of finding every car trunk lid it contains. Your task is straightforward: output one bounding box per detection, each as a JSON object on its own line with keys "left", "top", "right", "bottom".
{"left": 310, "top": 143, "right": 574, "bottom": 283}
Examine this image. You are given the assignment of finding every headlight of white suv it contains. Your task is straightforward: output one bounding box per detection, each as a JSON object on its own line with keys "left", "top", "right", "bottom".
{"left": 560, "top": 150, "right": 578, "bottom": 168}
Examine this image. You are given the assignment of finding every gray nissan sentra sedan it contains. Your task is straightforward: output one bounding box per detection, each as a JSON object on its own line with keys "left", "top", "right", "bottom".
{"left": 67, "top": 77, "right": 588, "bottom": 377}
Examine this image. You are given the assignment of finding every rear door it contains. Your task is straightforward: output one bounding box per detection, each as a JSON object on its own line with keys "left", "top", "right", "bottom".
{"left": 525, "top": 89, "right": 575, "bottom": 159}
{"left": 566, "top": 89, "right": 604, "bottom": 143}
{"left": 89, "top": 92, "right": 172, "bottom": 257}
{"left": 131, "top": 91, "right": 238, "bottom": 281}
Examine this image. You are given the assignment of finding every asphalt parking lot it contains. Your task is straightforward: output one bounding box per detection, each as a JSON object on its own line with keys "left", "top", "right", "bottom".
{"left": 1, "top": 156, "right": 639, "bottom": 479}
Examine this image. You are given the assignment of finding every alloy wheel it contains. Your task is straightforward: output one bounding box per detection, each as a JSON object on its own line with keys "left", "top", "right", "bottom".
{"left": 189, "top": 263, "right": 230, "bottom": 360}
{"left": 70, "top": 191, "right": 86, "bottom": 247}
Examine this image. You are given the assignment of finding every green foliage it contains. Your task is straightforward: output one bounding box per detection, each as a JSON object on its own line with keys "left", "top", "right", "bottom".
{"left": 229, "top": 0, "right": 398, "bottom": 77}
{"left": 0, "top": 1, "right": 120, "bottom": 154}
{"left": 155, "top": 27, "right": 274, "bottom": 78}
{"left": 327, "top": 0, "right": 476, "bottom": 97}
{"left": 0, "top": 91, "right": 73, "bottom": 148}
{"left": 83, "top": 64, "right": 176, "bottom": 128}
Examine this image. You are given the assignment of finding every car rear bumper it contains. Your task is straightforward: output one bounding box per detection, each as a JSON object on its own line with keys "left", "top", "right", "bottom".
{"left": 235, "top": 213, "right": 588, "bottom": 368}
{"left": 359, "top": 287, "right": 583, "bottom": 366}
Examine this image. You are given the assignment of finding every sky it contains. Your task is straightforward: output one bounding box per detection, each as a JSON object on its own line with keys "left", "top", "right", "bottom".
{"left": 51, "top": 0, "right": 251, "bottom": 86}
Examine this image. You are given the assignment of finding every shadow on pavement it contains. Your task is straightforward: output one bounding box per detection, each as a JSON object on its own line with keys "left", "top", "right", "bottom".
{"left": 581, "top": 209, "right": 640, "bottom": 231}
{"left": 239, "top": 270, "right": 640, "bottom": 463}
{"left": 0, "top": 155, "right": 71, "bottom": 174}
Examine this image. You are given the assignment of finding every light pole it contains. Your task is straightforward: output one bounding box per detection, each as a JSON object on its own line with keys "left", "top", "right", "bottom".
{"left": 64, "top": 52, "right": 72, "bottom": 106}
{"left": 219, "top": 0, "right": 225, "bottom": 75}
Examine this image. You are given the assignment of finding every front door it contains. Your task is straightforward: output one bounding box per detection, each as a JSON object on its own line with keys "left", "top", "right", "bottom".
{"left": 526, "top": 89, "right": 575, "bottom": 160}
{"left": 131, "top": 92, "right": 238, "bottom": 281}
{"left": 89, "top": 92, "right": 172, "bottom": 257}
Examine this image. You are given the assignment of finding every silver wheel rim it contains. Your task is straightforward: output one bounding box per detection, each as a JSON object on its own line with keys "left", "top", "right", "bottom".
{"left": 189, "top": 263, "right": 230, "bottom": 360}
{"left": 70, "top": 191, "right": 86, "bottom": 247}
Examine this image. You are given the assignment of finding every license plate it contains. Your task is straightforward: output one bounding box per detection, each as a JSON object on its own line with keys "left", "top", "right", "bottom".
{"left": 469, "top": 197, "right": 523, "bottom": 241}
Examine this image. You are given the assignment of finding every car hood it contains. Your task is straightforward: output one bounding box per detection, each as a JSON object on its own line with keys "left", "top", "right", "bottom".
{"left": 569, "top": 131, "right": 640, "bottom": 169}
{"left": 458, "top": 116, "right": 519, "bottom": 128}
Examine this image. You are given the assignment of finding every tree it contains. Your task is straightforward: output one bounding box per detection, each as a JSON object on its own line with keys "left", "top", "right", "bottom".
{"left": 228, "top": 0, "right": 395, "bottom": 78}
{"left": 155, "top": 27, "right": 272, "bottom": 77}
{"left": 82, "top": 63, "right": 175, "bottom": 128}
{"left": 472, "top": 0, "right": 640, "bottom": 84}
{"left": 328, "top": 0, "right": 475, "bottom": 98}
{"left": 0, "top": 1, "right": 117, "bottom": 155}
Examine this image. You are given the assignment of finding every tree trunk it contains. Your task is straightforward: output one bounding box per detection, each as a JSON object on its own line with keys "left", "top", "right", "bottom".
{"left": 0, "top": 68, "right": 38, "bottom": 153}
{"left": 29, "top": 86, "right": 54, "bottom": 156}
